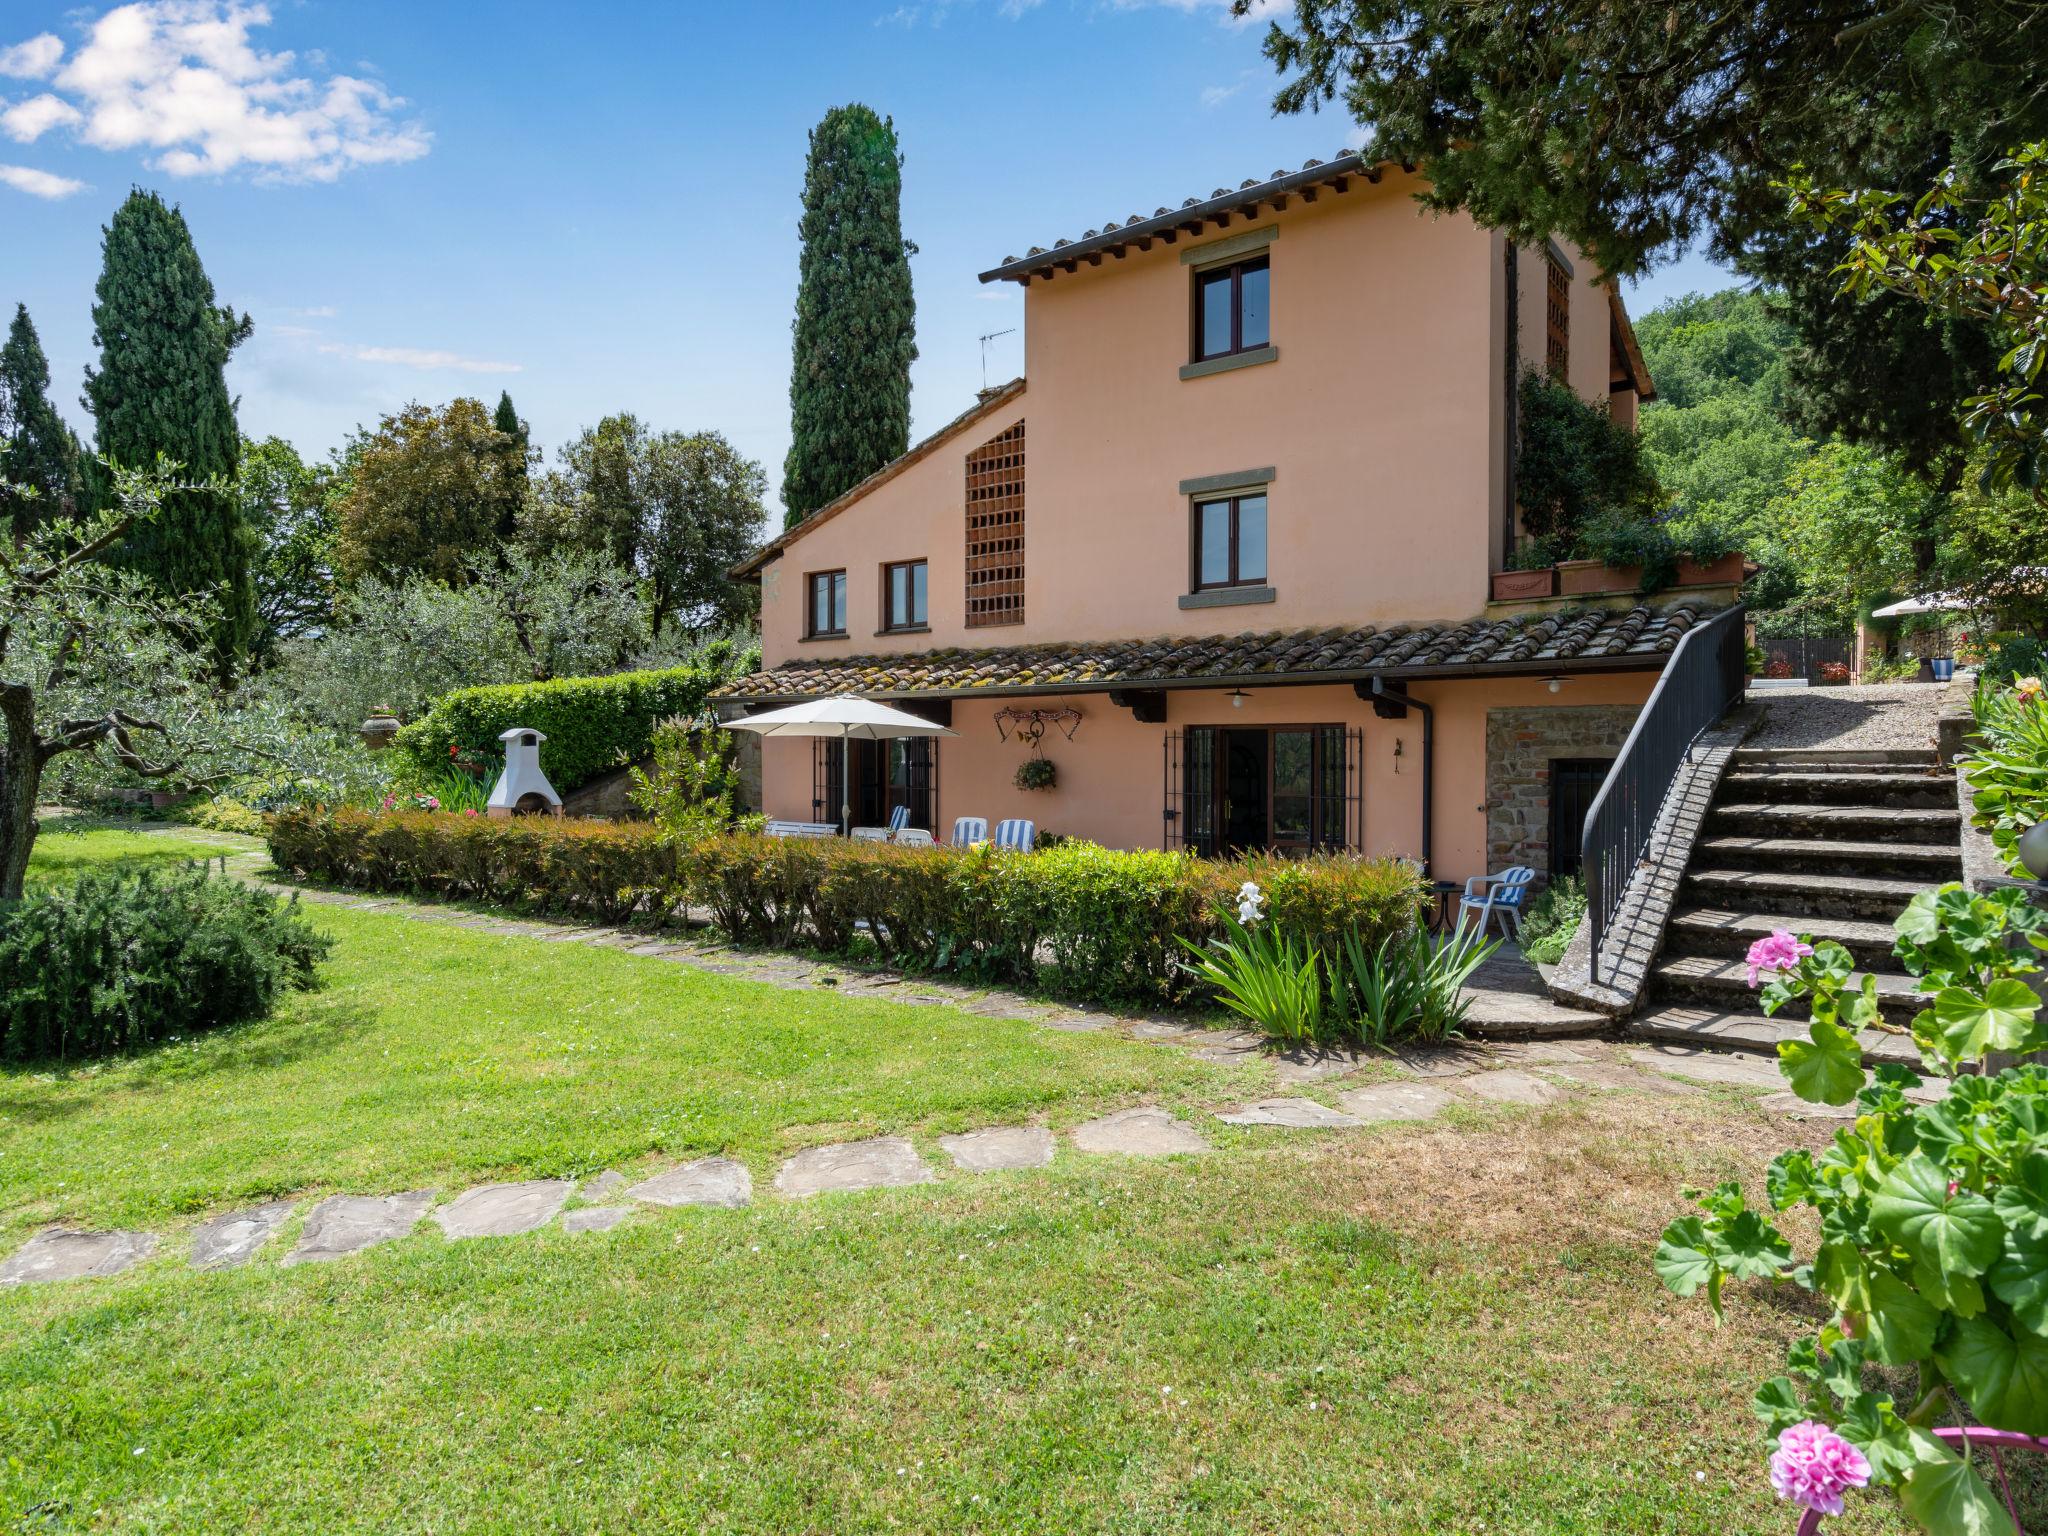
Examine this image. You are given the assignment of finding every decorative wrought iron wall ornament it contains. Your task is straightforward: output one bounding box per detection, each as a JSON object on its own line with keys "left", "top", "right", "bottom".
{"left": 992, "top": 705, "right": 1082, "bottom": 747}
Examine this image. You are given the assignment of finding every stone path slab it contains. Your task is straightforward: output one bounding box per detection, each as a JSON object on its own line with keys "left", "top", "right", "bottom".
{"left": 1216, "top": 1098, "right": 1366, "bottom": 1129}
{"left": 1384, "top": 1043, "right": 1494, "bottom": 1078}
{"left": 283, "top": 1191, "right": 435, "bottom": 1266}
{"left": 433, "top": 1180, "right": 574, "bottom": 1240}
{"left": 583, "top": 1170, "right": 627, "bottom": 1202}
{"left": 1269, "top": 1049, "right": 1366, "bottom": 1085}
{"left": 1461, "top": 1070, "right": 1564, "bottom": 1107}
{"left": 1759, "top": 1091, "right": 1859, "bottom": 1121}
{"left": 562, "top": 1206, "right": 633, "bottom": 1234}
{"left": 776, "top": 1138, "right": 933, "bottom": 1197}
{"left": 1, "top": 1228, "right": 158, "bottom": 1286}
{"left": 1628, "top": 1045, "right": 1784, "bottom": 1089}
{"left": 1542, "top": 1061, "right": 1697, "bottom": 1097}
{"left": 628, "top": 1157, "right": 753, "bottom": 1210}
{"left": 939, "top": 1126, "right": 1056, "bottom": 1172}
{"left": 1070, "top": 1107, "right": 1209, "bottom": 1156}
{"left": 190, "top": 1201, "right": 294, "bottom": 1270}
{"left": 1334, "top": 1081, "right": 1456, "bottom": 1122}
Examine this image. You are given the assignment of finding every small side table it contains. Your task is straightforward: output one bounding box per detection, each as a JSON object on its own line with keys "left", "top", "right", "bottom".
{"left": 1426, "top": 879, "right": 1462, "bottom": 934}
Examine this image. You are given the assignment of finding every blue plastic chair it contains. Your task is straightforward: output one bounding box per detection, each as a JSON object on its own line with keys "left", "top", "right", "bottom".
{"left": 1457, "top": 866, "right": 1535, "bottom": 940}
{"left": 950, "top": 816, "right": 989, "bottom": 846}
{"left": 887, "top": 805, "right": 910, "bottom": 837}
{"left": 992, "top": 818, "right": 1037, "bottom": 852}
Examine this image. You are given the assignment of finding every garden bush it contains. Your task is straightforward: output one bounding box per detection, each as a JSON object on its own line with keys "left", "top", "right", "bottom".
{"left": 265, "top": 809, "right": 1422, "bottom": 1012}
{"left": 386, "top": 638, "right": 753, "bottom": 795}
{"left": 0, "top": 864, "right": 331, "bottom": 1061}
{"left": 1518, "top": 874, "right": 1586, "bottom": 966}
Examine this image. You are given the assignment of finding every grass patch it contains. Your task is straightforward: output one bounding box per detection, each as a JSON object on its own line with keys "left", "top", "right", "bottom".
{"left": 0, "top": 831, "right": 1942, "bottom": 1533}
{"left": 21, "top": 823, "right": 252, "bottom": 882}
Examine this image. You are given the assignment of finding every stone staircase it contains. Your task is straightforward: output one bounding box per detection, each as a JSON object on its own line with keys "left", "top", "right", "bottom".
{"left": 1628, "top": 747, "right": 1960, "bottom": 1065}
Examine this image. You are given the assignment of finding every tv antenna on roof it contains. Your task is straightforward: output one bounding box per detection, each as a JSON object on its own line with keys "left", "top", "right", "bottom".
{"left": 978, "top": 328, "right": 1017, "bottom": 392}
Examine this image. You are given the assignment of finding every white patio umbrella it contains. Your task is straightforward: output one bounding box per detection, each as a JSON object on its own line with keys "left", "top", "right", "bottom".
{"left": 719, "top": 696, "right": 957, "bottom": 831}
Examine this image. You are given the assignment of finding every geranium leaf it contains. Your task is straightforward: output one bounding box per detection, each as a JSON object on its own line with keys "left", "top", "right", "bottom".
{"left": 1863, "top": 1269, "right": 1941, "bottom": 1365}
{"left": 1751, "top": 1376, "right": 1808, "bottom": 1435}
{"left": 1898, "top": 1430, "right": 2020, "bottom": 1536}
{"left": 1895, "top": 889, "right": 1943, "bottom": 947}
{"left": 1712, "top": 1209, "right": 1792, "bottom": 1281}
{"left": 1767, "top": 1149, "right": 1820, "bottom": 1209}
{"left": 1655, "top": 1216, "right": 1718, "bottom": 1309}
{"left": 1936, "top": 1316, "right": 2048, "bottom": 1436}
{"left": 1780, "top": 1017, "right": 1867, "bottom": 1105}
{"left": 1912, "top": 1257, "right": 1985, "bottom": 1319}
{"left": 1935, "top": 982, "right": 2041, "bottom": 1061}
{"left": 1872, "top": 1154, "right": 2004, "bottom": 1277}
{"left": 1991, "top": 1226, "right": 2048, "bottom": 1333}
{"left": 1815, "top": 1241, "right": 1872, "bottom": 1313}
{"left": 1995, "top": 1153, "right": 2048, "bottom": 1241}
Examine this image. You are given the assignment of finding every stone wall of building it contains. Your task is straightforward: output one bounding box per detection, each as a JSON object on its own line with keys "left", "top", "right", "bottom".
{"left": 1484, "top": 705, "right": 1637, "bottom": 883}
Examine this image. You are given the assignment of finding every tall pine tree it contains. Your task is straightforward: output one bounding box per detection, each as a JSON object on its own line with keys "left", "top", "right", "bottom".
{"left": 782, "top": 104, "right": 917, "bottom": 527}
{"left": 0, "top": 303, "right": 81, "bottom": 540}
{"left": 84, "top": 190, "right": 257, "bottom": 674}
{"left": 492, "top": 388, "right": 529, "bottom": 546}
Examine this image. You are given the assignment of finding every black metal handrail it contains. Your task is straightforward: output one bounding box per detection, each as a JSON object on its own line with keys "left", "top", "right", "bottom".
{"left": 1583, "top": 604, "right": 1747, "bottom": 983}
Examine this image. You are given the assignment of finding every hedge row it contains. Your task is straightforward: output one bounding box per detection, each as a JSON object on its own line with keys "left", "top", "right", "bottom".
{"left": 387, "top": 639, "right": 752, "bottom": 794}
{"left": 266, "top": 809, "right": 1424, "bottom": 1010}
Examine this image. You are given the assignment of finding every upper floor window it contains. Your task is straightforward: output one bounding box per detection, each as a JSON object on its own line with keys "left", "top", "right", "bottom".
{"left": 1191, "top": 492, "right": 1267, "bottom": 590}
{"left": 806, "top": 569, "right": 847, "bottom": 638}
{"left": 1545, "top": 251, "right": 1570, "bottom": 378}
{"left": 1193, "top": 255, "right": 1270, "bottom": 362}
{"left": 883, "top": 560, "right": 928, "bottom": 631}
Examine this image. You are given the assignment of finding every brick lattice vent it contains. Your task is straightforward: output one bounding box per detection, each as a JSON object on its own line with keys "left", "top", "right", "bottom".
{"left": 1628, "top": 747, "right": 1961, "bottom": 1068}
{"left": 965, "top": 419, "right": 1025, "bottom": 628}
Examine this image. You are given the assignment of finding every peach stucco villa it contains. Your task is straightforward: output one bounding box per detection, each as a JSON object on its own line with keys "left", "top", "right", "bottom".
{"left": 716, "top": 153, "right": 1733, "bottom": 887}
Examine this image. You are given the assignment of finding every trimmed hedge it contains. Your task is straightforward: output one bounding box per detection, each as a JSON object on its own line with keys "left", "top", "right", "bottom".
{"left": 266, "top": 809, "right": 1424, "bottom": 1010}
{"left": 0, "top": 864, "right": 331, "bottom": 1062}
{"left": 388, "top": 640, "right": 752, "bottom": 795}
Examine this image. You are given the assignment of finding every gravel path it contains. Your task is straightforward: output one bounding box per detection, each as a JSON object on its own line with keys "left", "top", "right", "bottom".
{"left": 1743, "top": 682, "right": 1947, "bottom": 752}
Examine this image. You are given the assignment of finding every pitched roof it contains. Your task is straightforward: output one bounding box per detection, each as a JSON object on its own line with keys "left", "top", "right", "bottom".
{"left": 731, "top": 377, "right": 1026, "bottom": 580}
{"left": 978, "top": 152, "right": 1385, "bottom": 285}
{"left": 714, "top": 602, "right": 1718, "bottom": 701}
{"left": 1608, "top": 288, "right": 1656, "bottom": 401}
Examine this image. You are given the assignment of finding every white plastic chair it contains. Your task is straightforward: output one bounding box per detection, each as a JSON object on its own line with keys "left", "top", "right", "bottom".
{"left": 766, "top": 819, "right": 837, "bottom": 839}
{"left": 894, "top": 827, "right": 936, "bottom": 848}
{"left": 1457, "top": 866, "right": 1535, "bottom": 939}
{"left": 951, "top": 816, "right": 989, "bottom": 846}
{"left": 992, "top": 818, "right": 1036, "bottom": 852}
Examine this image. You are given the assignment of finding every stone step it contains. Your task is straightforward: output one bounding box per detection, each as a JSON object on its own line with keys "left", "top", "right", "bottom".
{"left": 1652, "top": 954, "right": 1929, "bottom": 1025}
{"left": 1682, "top": 866, "right": 1925, "bottom": 923}
{"left": 1694, "top": 835, "right": 1963, "bottom": 881}
{"left": 1732, "top": 747, "right": 1939, "bottom": 770}
{"left": 1628, "top": 1003, "right": 1921, "bottom": 1067}
{"left": 1708, "top": 801, "right": 1960, "bottom": 845}
{"left": 1720, "top": 769, "right": 1955, "bottom": 808}
{"left": 1666, "top": 906, "right": 1903, "bottom": 970}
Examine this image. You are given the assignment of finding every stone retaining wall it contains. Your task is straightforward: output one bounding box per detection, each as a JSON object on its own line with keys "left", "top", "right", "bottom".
{"left": 1484, "top": 705, "right": 1638, "bottom": 882}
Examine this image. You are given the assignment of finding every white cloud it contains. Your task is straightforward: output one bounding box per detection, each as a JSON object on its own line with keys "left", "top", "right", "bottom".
{"left": 1199, "top": 81, "right": 1243, "bottom": 109}
{"left": 318, "top": 343, "right": 522, "bottom": 375}
{"left": 0, "top": 33, "right": 64, "bottom": 79}
{"left": 1106, "top": 0, "right": 1286, "bottom": 22}
{"left": 0, "top": 2, "right": 428, "bottom": 183}
{"left": 0, "top": 161, "right": 87, "bottom": 197}
{"left": 2, "top": 92, "right": 84, "bottom": 141}
{"left": 289, "top": 304, "right": 336, "bottom": 318}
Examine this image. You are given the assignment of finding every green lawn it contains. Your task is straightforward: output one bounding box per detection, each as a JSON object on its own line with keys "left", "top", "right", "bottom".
{"left": 1, "top": 831, "right": 1921, "bottom": 1533}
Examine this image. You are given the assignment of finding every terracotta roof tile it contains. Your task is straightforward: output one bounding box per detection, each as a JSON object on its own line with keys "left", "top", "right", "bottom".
{"left": 715, "top": 602, "right": 1717, "bottom": 701}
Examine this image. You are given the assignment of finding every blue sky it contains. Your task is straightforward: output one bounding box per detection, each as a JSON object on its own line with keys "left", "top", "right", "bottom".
{"left": 2, "top": 1, "right": 1733, "bottom": 513}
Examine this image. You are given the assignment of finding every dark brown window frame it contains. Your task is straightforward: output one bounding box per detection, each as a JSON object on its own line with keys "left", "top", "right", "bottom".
{"left": 1185, "top": 721, "right": 1350, "bottom": 856}
{"left": 1190, "top": 254, "right": 1271, "bottom": 363}
{"left": 880, "top": 558, "right": 929, "bottom": 633}
{"left": 1189, "top": 491, "right": 1268, "bottom": 592}
{"left": 804, "top": 568, "right": 848, "bottom": 639}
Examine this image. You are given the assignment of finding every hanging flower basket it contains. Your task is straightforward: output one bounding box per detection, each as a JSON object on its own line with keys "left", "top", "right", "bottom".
{"left": 1014, "top": 756, "right": 1057, "bottom": 792}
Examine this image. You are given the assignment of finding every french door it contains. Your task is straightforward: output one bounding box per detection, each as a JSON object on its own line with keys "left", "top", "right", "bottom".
{"left": 1165, "top": 725, "right": 1358, "bottom": 855}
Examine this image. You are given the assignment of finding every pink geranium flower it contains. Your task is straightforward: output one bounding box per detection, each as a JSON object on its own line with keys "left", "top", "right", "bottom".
{"left": 1746, "top": 929, "right": 1814, "bottom": 987}
{"left": 1769, "top": 1421, "right": 1870, "bottom": 1516}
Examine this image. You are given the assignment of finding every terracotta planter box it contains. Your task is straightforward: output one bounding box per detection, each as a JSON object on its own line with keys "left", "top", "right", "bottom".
{"left": 1491, "top": 567, "right": 1555, "bottom": 601}
{"left": 1676, "top": 552, "right": 1745, "bottom": 587}
{"left": 1557, "top": 558, "right": 1640, "bottom": 596}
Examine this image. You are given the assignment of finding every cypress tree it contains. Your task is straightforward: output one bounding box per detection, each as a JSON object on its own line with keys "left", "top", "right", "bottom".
{"left": 0, "top": 303, "right": 82, "bottom": 539}
{"left": 782, "top": 104, "right": 917, "bottom": 527}
{"left": 83, "top": 189, "right": 257, "bottom": 674}
{"left": 492, "top": 388, "right": 529, "bottom": 546}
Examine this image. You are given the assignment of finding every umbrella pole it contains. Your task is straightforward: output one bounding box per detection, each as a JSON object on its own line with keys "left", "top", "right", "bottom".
{"left": 841, "top": 729, "right": 852, "bottom": 834}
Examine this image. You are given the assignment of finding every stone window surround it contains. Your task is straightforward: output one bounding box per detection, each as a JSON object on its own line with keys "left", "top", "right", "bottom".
{"left": 1180, "top": 466, "right": 1277, "bottom": 610}
{"left": 1181, "top": 226, "right": 1279, "bottom": 381}
{"left": 1484, "top": 704, "right": 1637, "bottom": 884}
